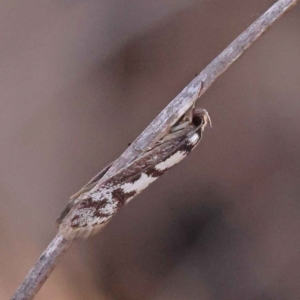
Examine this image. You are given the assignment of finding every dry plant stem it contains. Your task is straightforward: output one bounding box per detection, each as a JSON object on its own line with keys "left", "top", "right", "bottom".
{"left": 11, "top": 0, "right": 298, "bottom": 299}
{"left": 12, "top": 235, "right": 72, "bottom": 300}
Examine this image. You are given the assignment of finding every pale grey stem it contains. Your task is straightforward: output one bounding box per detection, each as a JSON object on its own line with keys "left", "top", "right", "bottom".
{"left": 11, "top": 234, "right": 71, "bottom": 300}
{"left": 11, "top": 0, "right": 298, "bottom": 299}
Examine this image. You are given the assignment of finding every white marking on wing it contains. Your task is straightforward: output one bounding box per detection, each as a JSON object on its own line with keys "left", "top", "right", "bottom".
{"left": 122, "top": 173, "right": 157, "bottom": 193}
{"left": 155, "top": 151, "right": 186, "bottom": 171}
{"left": 102, "top": 202, "right": 118, "bottom": 215}
{"left": 188, "top": 133, "right": 200, "bottom": 145}
{"left": 91, "top": 191, "right": 104, "bottom": 201}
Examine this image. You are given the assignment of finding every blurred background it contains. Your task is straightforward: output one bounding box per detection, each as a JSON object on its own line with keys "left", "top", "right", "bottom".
{"left": 1, "top": 0, "right": 300, "bottom": 299}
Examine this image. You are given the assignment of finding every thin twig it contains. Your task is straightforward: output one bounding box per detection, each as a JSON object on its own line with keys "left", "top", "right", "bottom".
{"left": 12, "top": 235, "right": 72, "bottom": 300}
{"left": 11, "top": 0, "right": 298, "bottom": 299}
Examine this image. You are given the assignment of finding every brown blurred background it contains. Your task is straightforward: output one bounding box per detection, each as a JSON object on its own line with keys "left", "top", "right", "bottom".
{"left": 1, "top": 1, "right": 300, "bottom": 299}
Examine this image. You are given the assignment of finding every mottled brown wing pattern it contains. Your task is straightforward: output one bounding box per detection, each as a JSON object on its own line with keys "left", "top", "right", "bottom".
{"left": 58, "top": 109, "right": 210, "bottom": 239}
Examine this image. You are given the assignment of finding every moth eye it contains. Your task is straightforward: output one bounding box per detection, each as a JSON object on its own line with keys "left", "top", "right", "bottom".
{"left": 192, "top": 114, "right": 203, "bottom": 127}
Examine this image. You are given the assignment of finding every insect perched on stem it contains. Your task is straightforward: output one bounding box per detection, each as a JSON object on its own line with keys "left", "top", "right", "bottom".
{"left": 57, "top": 108, "right": 211, "bottom": 239}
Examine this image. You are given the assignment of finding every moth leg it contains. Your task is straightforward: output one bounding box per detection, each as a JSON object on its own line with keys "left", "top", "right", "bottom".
{"left": 169, "top": 121, "right": 190, "bottom": 133}
{"left": 170, "top": 97, "right": 197, "bottom": 133}
{"left": 197, "top": 80, "right": 205, "bottom": 98}
{"left": 149, "top": 103, "right": 197, "bottom": 147}
{"left": 180, "top": 105, "right": 195, "bottom": 125}
{"left": 133, "top": 88, "right": 203, "bottom": 153}
{"left": 133, "top": 81, "right": 205, "bottom": 152}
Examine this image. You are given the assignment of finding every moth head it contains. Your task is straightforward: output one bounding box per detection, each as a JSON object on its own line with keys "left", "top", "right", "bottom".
{"left": 193, "top": 108, "right": 212, "bottom": 130}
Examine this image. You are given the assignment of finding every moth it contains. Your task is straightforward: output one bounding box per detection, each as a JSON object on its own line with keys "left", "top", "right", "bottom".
{"left": 57, "top": 108, "right": 211, "bottom": 239}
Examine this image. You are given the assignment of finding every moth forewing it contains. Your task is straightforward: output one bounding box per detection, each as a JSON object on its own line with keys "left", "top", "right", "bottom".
{"left": 56, "top": 161, "right": 115, "bottom": 225}
{"left": 58, "top": 109, "right": 210, "bottom": 239}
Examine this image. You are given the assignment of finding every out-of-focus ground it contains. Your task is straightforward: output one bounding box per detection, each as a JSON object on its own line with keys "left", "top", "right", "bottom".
{"left": 1, "top": 1, "right": 300, "bottom": 299}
